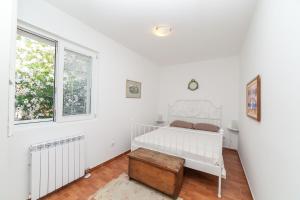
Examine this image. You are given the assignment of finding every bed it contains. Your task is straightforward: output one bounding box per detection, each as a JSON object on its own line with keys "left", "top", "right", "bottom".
{"left": 131, "top": 100, "right": 226, "bottom": 198}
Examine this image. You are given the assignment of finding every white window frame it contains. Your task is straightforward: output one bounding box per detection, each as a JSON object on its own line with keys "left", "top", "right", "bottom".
{"left": 56, "top": 41, "right": 98, "bottom": 122}
{"left": 10, "top": 21, "right": 98, "bottom": 127}
{"left": 13, "top": 26, "right": 57, "bottom": 125}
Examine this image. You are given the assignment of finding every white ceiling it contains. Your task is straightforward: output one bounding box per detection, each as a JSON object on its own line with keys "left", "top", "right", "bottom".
{"left": 45, "top": 0, "right": 256, "bottom": 66}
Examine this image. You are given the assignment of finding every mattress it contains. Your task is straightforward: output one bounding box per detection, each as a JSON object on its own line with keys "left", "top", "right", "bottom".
{"left": 132, "top": 126, "right": 224, "bottom": 167}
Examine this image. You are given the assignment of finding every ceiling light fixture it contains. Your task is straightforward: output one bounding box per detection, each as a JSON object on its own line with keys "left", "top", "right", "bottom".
{"left": 152, "top": 25, "right": 172, "bottom": 37}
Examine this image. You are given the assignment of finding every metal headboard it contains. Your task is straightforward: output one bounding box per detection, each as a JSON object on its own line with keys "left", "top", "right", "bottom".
{"left": 168, "top": 99, "right": 222, "bottom": 127}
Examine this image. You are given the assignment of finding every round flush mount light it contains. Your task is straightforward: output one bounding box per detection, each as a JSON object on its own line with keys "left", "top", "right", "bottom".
{"left": 152, "top": 25, "right": 172, "bottom": 37}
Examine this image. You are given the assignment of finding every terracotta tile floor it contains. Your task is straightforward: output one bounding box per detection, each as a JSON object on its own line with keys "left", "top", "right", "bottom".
{"left": 42, "top": 149, "right": 253, "bottom": 200}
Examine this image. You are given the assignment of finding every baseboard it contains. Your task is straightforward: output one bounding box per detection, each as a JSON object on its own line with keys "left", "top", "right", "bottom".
{"left": 237, "top": 150, "right": 256, "bottom": 200}
{"left": 86, "top": 150, "right": 131, "bottom": 173}
{"left": 223, "top": 146, "right": 237, "bottom": 150}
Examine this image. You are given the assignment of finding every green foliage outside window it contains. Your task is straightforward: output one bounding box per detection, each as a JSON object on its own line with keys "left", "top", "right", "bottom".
{"left": 15, "top": 34, "right": 55, "bottom": 121}
{"left": 63, "top": 49, "right": 91, "bottom": 116}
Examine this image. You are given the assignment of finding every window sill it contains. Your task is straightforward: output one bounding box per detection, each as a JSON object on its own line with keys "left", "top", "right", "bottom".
{"left": 13, "top": 115, "right": 97, "bottom": 131}
{"left": 14, "top": 118, "right": 54, "bottom": 125}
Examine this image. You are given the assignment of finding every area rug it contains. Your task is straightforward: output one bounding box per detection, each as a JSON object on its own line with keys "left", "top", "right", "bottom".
{"left": 89, "top": 173, "right": 183, "bottom": 200}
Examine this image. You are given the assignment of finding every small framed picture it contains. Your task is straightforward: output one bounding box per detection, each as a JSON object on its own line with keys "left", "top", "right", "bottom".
{"left": 246, "top": 75, "right": 261, "bottom": 121}
{"left": 126, "top": 80, "right": 141, "bottom": 98}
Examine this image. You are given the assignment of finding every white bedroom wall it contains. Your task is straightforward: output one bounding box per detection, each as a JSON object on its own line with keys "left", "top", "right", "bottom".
{"left": 9, "top": 0, "right": 159, "bottom": 199}
{"left": 0, "top": 1, "right": 17, "bottom": 199}
{"left": 158, "top": 57, "right": 239, "bottom": 149}
{"left": 239, "top": 0, "right": 300, "bottom": 199}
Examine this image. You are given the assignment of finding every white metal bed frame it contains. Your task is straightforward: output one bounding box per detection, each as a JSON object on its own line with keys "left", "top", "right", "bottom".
{"left": 131, "top": 100, "right": 225, "bottom": 198}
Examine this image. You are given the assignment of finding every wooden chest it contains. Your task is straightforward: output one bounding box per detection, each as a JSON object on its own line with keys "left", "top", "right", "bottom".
{"left": 128, "top": 148, "right": 185, "bottom": 198}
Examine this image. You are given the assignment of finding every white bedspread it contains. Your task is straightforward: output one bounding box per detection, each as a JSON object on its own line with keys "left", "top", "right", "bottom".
{"left": 132, "top": 127, "right": 223, "bottom": 167}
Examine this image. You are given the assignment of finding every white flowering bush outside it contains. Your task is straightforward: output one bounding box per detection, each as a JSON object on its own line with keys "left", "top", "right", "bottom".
{"left": 15, "top": 34, "right": 55, "bottom": 121}
{"left": 63, "top": 49, "right": 92, "bottom": 116}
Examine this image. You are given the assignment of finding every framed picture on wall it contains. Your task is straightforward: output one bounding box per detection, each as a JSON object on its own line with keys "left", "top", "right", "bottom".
{"left": 246, "top": 75, "right": 261, "bottom": 121}
{"left": 126, "top": 80, "right": 141, "bottom": 98}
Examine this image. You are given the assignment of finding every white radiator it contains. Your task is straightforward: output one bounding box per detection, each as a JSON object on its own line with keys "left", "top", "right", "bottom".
{"left": 30, "top": 135, "right": 85, "bottom": 200}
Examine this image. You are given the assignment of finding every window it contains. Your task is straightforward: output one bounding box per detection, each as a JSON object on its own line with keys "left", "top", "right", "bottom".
{"left": 63, "top": 49, "right": 92, "bottom": 116}
{"left": 13, "top": 26, "right": 97, "bottom": 125}
{"left": 15, "top": 29, "right": 56, "bottom": 122}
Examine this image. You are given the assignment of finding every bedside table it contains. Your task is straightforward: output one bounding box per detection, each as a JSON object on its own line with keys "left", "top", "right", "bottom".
{"left": 226, "top": 127, "right": 239, "bottom": 150}
{"left": 227, "top": 127, "right": 239, "bottom": 133}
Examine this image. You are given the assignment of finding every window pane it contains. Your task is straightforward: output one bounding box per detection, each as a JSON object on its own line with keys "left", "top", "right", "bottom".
{"left": 15, "top": 29, "right": 56, "bottom": 122}
{"left": 63, "top": 49, "right": 92, "bottom": 116}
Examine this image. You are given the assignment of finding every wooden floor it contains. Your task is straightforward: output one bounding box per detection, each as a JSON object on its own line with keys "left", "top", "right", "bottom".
{"left": 42, "top": 149, "right": 252, "bottom": 200}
